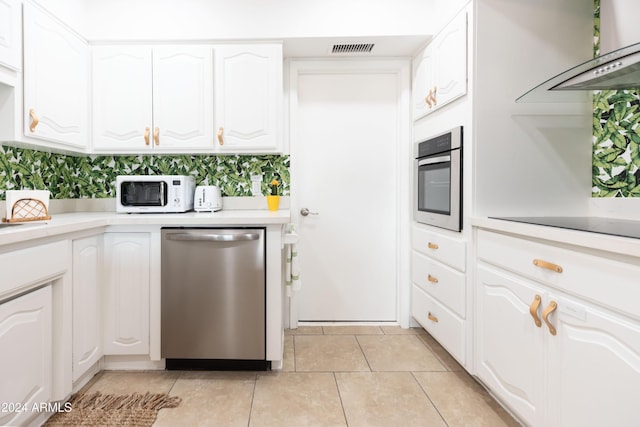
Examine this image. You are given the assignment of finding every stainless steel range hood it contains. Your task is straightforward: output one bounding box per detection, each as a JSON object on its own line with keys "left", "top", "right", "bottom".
{"left": 517, "top": 42, "right": 640, "bottom": 102}
{"left": 518, "top": 0, "right": 640, "bottom": 102}
{"left": 550, "top": 42, "right": 640, "bottom": 90}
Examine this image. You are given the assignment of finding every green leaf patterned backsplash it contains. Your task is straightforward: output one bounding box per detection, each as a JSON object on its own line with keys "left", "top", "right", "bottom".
{"left": 592, "top": 0, "right": 640, "bottom": 197}
{"left": 0, "top": 146, "right": 289, "bottom": 200}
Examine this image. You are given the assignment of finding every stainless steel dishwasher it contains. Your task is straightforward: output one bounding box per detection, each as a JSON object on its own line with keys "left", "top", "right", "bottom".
{"left": 161, "top": 227, "right": 268, "bottom": 370}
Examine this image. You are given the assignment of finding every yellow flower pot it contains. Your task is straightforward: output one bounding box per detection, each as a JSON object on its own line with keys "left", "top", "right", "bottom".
{"left": 266, "top": 195, "right": 280, "bottom": 211}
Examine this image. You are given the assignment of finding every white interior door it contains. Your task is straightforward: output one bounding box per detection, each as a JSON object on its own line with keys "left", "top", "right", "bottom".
{"left": 293, "top": 66, "right": 400, "bottom": 321}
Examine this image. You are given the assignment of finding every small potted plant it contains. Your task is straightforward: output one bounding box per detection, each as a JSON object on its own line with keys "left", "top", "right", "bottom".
{"left": 266, "top": 178, "right": 280, "bottom": 211}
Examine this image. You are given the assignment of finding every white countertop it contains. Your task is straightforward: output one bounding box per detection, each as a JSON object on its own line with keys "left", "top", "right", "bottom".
{"left": 0, "top": 210, "right": 291, "bottom": 247}
{"left": 472, "top": 217, "right": 640, "bottom": 258}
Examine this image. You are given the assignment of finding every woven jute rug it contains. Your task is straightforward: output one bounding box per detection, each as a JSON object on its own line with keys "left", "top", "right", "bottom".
{"left": 43, "top": 391, "right": 181, "bottom": 427}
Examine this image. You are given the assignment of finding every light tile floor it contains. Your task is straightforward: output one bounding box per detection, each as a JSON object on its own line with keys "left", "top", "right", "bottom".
{"left": 81, "top": 326, "right": 520, "bottom": 426}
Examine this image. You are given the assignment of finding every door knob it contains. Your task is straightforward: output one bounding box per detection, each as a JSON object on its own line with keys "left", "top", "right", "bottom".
{"left": 300, "top": 208, "right": 318, "bottom": 216}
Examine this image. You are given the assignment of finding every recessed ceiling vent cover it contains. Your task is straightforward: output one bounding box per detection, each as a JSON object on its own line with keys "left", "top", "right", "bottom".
{"left": 331, "top": 43, "right": 375, "bottom": 55}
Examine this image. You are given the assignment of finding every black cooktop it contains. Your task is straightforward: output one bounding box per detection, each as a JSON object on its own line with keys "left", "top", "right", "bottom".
{"left": 491, "top": 217, "right": 640, "bottom": 240}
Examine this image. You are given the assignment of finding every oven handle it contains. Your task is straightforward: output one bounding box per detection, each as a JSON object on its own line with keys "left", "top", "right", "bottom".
{"left": 418, "top": 155, "right": 451, "bottom": 166}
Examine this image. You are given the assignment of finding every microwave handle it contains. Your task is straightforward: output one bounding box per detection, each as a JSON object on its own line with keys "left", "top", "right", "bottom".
{"left": 160, "top": 181, "right": 167, "bottom": 206}
{"left": 418, "top": 155, "right": 450, "bottom": 166}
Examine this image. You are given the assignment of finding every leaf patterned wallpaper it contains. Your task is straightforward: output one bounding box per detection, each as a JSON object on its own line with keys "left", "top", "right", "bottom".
{"left": 0, "top": 145, "right": 289, "bottom": 200}
{"left": 592, "top": 0, "right": 640, "bottom": 197}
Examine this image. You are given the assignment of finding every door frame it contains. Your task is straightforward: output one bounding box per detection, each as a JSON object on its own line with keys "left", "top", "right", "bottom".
{"left": 286, "top": 58, "right": 412, "bottom": 328}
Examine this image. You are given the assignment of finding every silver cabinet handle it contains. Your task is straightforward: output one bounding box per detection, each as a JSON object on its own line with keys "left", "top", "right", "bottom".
{"left": 300, "top": 208, "right": 318, "bottom": 216}
{"left": 166, "top": 233, "right": 259, "bottom": 242}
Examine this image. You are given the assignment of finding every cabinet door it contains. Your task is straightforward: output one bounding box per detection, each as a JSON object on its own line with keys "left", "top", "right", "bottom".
{"left": 103, "top": 233, "right": 150, "bottom": 355}
{"left": 476, "top": 264, "right": 545, "bottom": 427}
{"left": 23, "top": 2, "right": 89, "bottom": 149}
{"left": 92, "top": 46, "right": 153, "bottom": 152}
{"left": 412, "top": 44, "right": 434, "bottom": 120}
{"left": 0, "top": 0, "right": 20, "bottom": 72}
{"left": 72, "top": 236, "right": 103, "bottom": 381}
{"left": 0, "top": 286, "right": 52, "bottom": 427}
{"left": 433, "top": 12, "right": 467, "bottom": 108}
{"left": 547, "top": 296, "right": 640, "bottom": 426}
{"left": 215, "top": 44, "right": 282, "bottom": 152}
{"left": 152, "top": 46, "right": 214, "bottom": 151}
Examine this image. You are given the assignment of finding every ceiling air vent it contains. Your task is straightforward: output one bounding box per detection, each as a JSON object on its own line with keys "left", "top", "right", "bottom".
{"left": 331, "top": 43, "right": 375, "bottom": 55}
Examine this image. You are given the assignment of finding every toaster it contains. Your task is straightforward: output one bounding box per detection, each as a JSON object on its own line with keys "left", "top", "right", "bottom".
{"left": 194, "top": 186, "right": 222, "bottom": 212}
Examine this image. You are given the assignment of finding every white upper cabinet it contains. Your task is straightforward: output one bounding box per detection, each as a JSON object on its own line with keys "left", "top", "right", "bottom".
{"left": 92, "top": 46, "right": 214, "bottom": 153}
{"left": 92, "top": 47, "right": 152, "bottom": 152}
{"left": 413, "top": 11, "right": 467, "bottom": 120}
{"left": 0, "top": 0, "right": 21, "bottom": 75}
{"left": 214, "top": 44, "right": 282, "bottom": 153}
{"left": 152, "top": 47, "right": 214, "bottom": 151}
{"left": 23, "top": 1, "right": 89, "bottom": 150}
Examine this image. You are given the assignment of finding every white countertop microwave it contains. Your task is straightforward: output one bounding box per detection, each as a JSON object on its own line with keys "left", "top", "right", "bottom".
{"left": 116, "top": 175, "right": 195, "bottom": 213}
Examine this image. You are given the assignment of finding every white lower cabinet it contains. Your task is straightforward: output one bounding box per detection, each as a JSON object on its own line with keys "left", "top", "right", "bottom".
{"left": 476, "top": 229, "right": 640, "bottom": 427}
{"left": 0, "top": 286, "right": 52, "bottom": 427}
{"left": 476, "top": 265, "right": 544, "bottom": 426}
{"left": 410, "top": 224, "right": 467, "bottom": 365}
{"left": 103, "top": 233, "right": 150, "bottom": 355}
{"left": 547, "top": 294, "right": 640, "bottom": 426}
{"left": 72, "top": 235, "right": 103, "bottom": 381}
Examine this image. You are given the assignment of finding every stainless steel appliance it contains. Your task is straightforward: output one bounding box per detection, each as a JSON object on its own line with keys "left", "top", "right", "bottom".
{"left": 414, "top": 126, "right": 463, "bottom": 232}
{"left": 161, "top": 227, "right": 267, "bottom": 370}
{"left": 116, "top": 175, "right": 195, "bottom": 213}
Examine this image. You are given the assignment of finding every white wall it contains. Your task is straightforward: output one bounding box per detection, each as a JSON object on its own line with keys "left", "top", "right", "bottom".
{"left": 472, "top": 0, "right": 594, "bottom": 217}
{"left": 81, "top": 0, "right": 439, "bottom": 41}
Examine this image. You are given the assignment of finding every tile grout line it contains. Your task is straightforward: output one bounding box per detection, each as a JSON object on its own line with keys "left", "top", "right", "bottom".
{"left": 410, "top": 371, "right": 451, "bottom": 427}
{"left": 415, "top": 334, "right": 451, "bottom": 372}
{"left": 246, "top": 372, "right": 259, "bottom": 427}
{"left": 354, "top": 334, "right": 374, "bottom": 372}
{"left": 332, "top": 372, "right": 350, "bottom": 426}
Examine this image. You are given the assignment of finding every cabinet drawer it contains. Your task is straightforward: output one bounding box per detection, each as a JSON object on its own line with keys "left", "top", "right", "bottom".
{"left": 411, "top": 284, "right": 465, "bottom": 364}
{"left": 412, "top": 225, "right": 466, "bottom": 272}
{"left": 0, "top": 240, "right": 69, "bottom": 300}
{"left": 412, "top": 251, "right": 465, "bottom": 317}
{"left": 477, "top": 230, "right": 640, "bottom": 320}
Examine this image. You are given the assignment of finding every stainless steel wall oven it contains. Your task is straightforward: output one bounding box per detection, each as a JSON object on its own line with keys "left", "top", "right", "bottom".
{"left": 414, "top": 126, "right": 463, "bottom": 232}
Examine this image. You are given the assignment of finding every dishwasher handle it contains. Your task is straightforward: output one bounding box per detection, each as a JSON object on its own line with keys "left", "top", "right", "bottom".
{"left": 165, "top": 232, "right": 261, "bottom": 242}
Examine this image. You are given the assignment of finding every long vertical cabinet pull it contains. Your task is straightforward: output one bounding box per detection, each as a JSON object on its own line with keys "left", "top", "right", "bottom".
{"left": 529, "top": 294, "right": 542, "bottom": 327}
{"left": 542, "top": 301, "right": 558, "bottom": 336}
{"left": 153, "top": 127, "right": 160, "bottom": 146}
{"left": 217, "top": 127, "right": 224, "bottom": 146}
{"left": 144, "top": 127, "right": 150, "bottom": 146}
